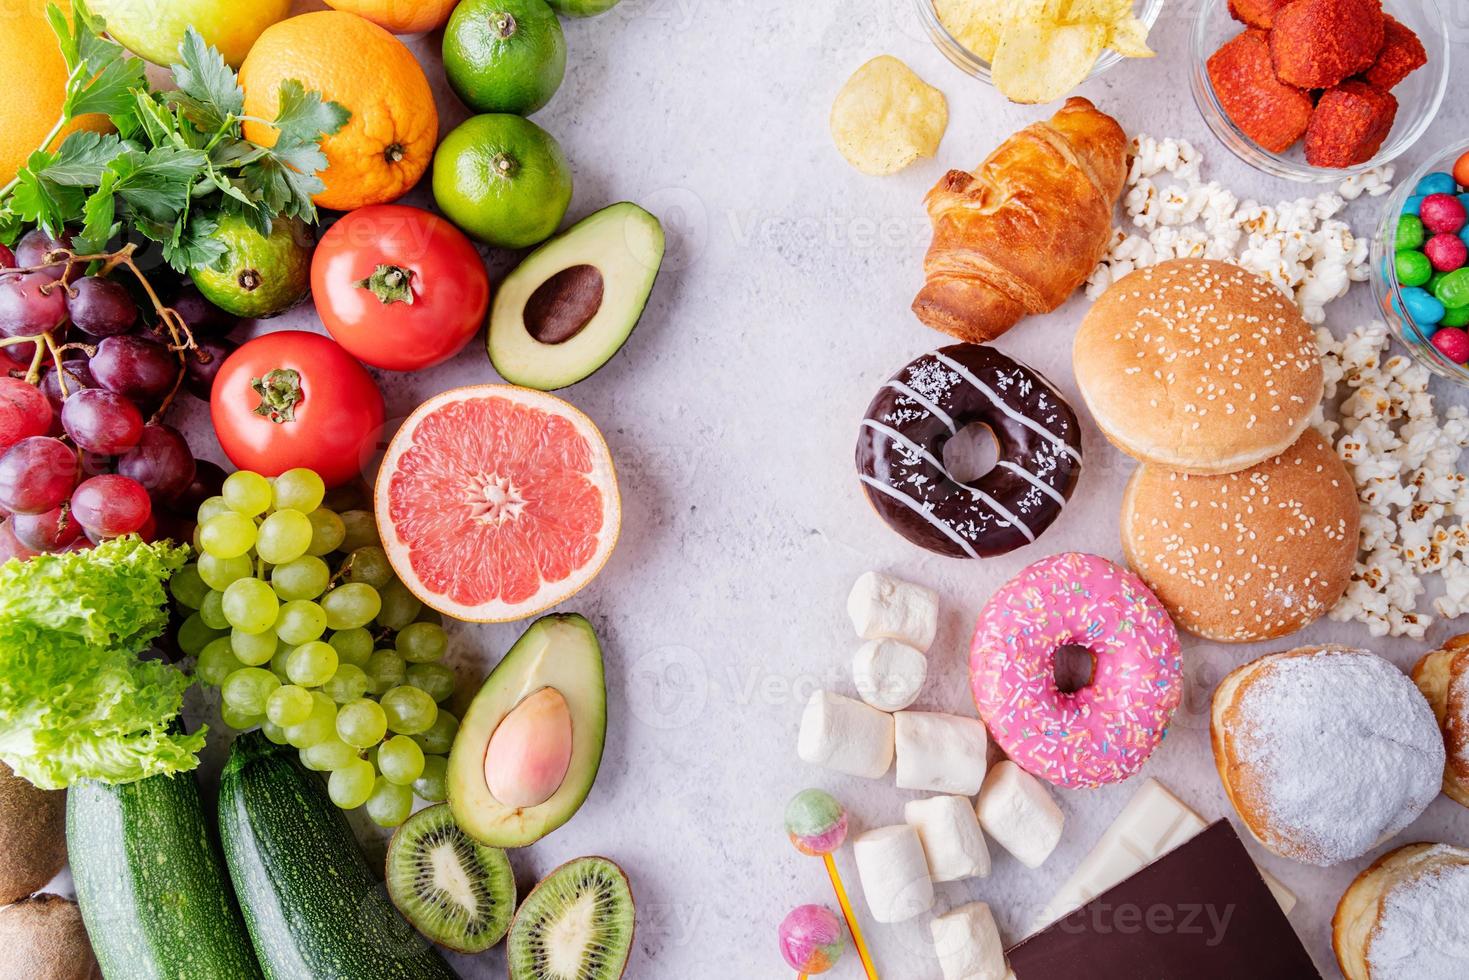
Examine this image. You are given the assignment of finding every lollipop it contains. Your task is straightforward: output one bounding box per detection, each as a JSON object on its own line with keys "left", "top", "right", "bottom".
{"left": 779, "top": 904, "right": 846, "bottom": 975}
{"left": 783, "top": 789, "right": 876, "bottom": 979}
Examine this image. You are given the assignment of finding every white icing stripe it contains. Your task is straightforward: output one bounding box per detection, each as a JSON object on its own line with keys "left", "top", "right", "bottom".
{"left": 861, "top": 420, "right": 1036, "bottom": 545}
{"left": 885, "top": 380, "right": 957, "bottom": 434}
{"left": 859, "top": 475, "right": 981, "bottom": 559}
{"left": 931, "top": 351, "right": 1081, "bottom": 463}
{"left": 998, "top": 460, "right": 1067, "bottom": 506}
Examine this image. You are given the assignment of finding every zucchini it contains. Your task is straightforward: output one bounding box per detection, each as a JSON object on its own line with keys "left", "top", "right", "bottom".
{"left": 218, "top": 731, "right": 457, "bottom": 980}
{"left": 67, "top": 772, "right": 263, "bottom": 980}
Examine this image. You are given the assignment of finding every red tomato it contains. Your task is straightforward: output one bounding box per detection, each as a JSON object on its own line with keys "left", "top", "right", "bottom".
{"left": 311, "top": 205, "right": 491, "bottom": 372}
{"left": 210, "top": 331, "right": 384, "bottom": 488}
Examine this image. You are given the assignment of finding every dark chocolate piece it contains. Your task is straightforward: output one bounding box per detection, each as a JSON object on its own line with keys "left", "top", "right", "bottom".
{"left": 855, "top": 343, "right": 1082, "bottom": 559}
{"left": 1007, "top": 821, "right": 1321, "bottom": 979}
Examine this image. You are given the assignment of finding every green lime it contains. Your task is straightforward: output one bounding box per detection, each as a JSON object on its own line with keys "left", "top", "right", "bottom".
{"left": 1396, "top": 249, "right": 1433, "bottom": 287}
{"left": 191, "top": 215, "right": 312, "bottom": 319}
{"left": 444, "top": 0, "right": 566, "bottom": 115}
{"left": 547, "top": 0, "right": 620, "bottom": 14}
{"left": 1396, "top": 214, "right": 1425, "bottom": 251}
{"left": 432, "top": 114, "right": 572, "bottom": 250}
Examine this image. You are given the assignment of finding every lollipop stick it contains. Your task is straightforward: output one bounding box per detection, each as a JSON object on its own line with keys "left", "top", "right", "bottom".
{"left": 823, "top": 852, "right": 878, "bottom": 979}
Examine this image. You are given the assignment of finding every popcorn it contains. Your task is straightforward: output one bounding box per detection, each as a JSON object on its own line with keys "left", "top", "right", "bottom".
{"left": 1089, "top": 135, "right": 1383, "bottom": 324}
{"left": 1320, "top": 323, "right": 1469, "bottom": 636}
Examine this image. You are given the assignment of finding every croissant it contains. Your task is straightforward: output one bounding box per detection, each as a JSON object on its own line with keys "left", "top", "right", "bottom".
{"left": 913, "top": 97, "right": 1127, "bottom": 344}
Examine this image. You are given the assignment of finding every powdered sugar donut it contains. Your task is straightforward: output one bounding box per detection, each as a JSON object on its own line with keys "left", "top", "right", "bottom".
{"left": 1333, "top": 842, "right": 1469, "bottom": 980}
{"left": 970, "top": 552, "right": 1182, "bottom": 789}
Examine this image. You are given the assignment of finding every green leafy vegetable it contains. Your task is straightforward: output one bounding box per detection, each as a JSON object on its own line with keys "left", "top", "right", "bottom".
{"left": 0, "top": 2, "right": 349, "bottom": 271}
{"left": 0, "top": 537, "right": 203, "bottom": 790}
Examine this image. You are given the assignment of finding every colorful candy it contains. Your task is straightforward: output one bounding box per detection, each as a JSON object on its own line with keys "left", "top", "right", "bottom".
{"left": 1421, "top": 194, "right": 1468, "bottom": 235}
{"left": 1401, "top": 286, "right": 1446, "bottom": 328}
{"left": 1438, "top": 269, "right": 1469, "bottom": 310}
{"left": 784, "top": 788, "right": 848, "bottom": 856}
{"left": 1416, "top": 171, "right": 1457, "bottom": 197}
{"left": 1396, "top": 249, "right": 1432, "bottom": 285}
{"left": 1432, "top": 328, "right": 1469, "bottom": 364}
{"left": 1455, "top": 151, "right": 1469, "bottom": 189}
{"left": 1426, "top": 233, "right": 1468, "bottom": 273}
{"left": 1398, "top": 213, "right": 1425, "bottom": 249}
{"left": 778, "top": 905, "right": 846, "bottom": 974}
{"left": 1396, "top": 164, "right": 1469, "bottom": 361}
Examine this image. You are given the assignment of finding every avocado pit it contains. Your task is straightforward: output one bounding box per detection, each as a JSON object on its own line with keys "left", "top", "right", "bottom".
{"left": 524, "top": 264, "right": 604, "bottom": 345}
{"left": 484, "top": 687, "right": 573, "bottom": 809}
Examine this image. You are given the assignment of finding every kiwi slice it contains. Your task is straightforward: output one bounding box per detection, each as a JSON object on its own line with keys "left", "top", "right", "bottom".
{"left": 385, "top": 804, "right": 516, "bottom": 953}
{"left": 508, "top": 856, "right": 635, "bottom": 979}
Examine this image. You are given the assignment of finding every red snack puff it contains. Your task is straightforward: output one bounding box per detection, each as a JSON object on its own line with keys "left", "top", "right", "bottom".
{"left": 1363, "top": 15, "right": 1428, "bottom": 90}
{"left": 1304, "top": 80, "right": 1397, "bottom": 168}
{"left": 1207, "top": 30, "right": 1314, "bottom": 153}
{"left": 1228, "top": 0, "right": 1288, "bottom": 28}
{"left": 1271, "top": 0, "right": 1386, "bottom": 89}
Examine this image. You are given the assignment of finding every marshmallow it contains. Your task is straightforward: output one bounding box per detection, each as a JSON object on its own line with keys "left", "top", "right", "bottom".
{"left": 903, "top": 795, "right": 990, "bottom": 882}
{"left": 852, "top": 639, "right": 927, "bottom": 711}
{"left": 976, "top": 761, "right": 1064, "bottom": 869}
{"left": 847, "top": 571, "right": 939, "bottom": 652}
{"left": 930, "top": 902, "right": 1007, "bottom": 980}
{"left": 894, "top": 711, "right": 988, "bottom": 795}
{"left": 796, "top": 690, "right": 893, "bottom": 779}
{"left": 852, "top": 824, "right": 934, "bottom": 924}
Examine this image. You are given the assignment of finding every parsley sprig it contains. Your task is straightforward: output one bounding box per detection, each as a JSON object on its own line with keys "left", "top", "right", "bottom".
{"left": 0, "top": 1, "right": 349, "bottom": 273}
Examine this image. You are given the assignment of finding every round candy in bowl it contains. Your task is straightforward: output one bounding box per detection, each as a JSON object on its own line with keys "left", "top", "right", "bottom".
{"left": 1190, "top": 0, "right": 1449, "bottom": 181}
{"left": 1370, "top": 139, "right": 1469, "bottom": 384}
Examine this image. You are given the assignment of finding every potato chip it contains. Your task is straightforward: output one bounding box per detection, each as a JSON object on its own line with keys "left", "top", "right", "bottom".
{"left": 934, "top": 0, "right": 1001, "bottom": 61}
{"left": 1104, "top": 16, "right": 1155, "bottom": 57}
{"left": 830, "top": 56, "right": 949, "bottom": 176}
{"left": 991, "top": 21, "right": 1106, "bottom": 104}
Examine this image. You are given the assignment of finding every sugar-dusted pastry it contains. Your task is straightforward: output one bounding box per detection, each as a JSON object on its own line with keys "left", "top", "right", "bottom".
{"left": 1333, "top": 842, "right": 1469, "bottom": 980}
{"left": 1410, "top": 633, "right": 1469, "bottom": 808}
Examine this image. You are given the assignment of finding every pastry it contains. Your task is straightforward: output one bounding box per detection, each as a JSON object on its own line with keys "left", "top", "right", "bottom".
{"left": 1121, "top": 427, "right": 1358, "bottom": 643}
{"left": 855, "top": 344, "right": 1082, "bottom": 559}
{"left": 912, "top": 97, "right": 1126, "bottom": 343}
{"left": 1211, "top": 645, "right": 1444, "bottom": 866}
{"left": 1333, "top": 842, "right": 1469, "bottom": 980}
{"left": 970, "top": 553, "right": 1181, "bottom": 789}
{"left": 1410, "top": 633, "right": 1469, "bottom": 807}
{"left": 1074, "top": 258, "right": 1323, "bottom": 474}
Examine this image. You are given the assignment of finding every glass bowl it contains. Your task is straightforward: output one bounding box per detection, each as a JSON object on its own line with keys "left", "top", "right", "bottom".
{"left": 1370, "top": 137, "right": 1469, "bottom": 386}
{"left": 913, "top": 0, "right": 1166, "bottom": 88}
{"left": 1190, "top": 0, "right": 1450, "bottom": 182}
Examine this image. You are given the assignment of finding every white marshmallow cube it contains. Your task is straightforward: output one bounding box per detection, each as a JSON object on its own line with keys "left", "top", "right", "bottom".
{"left": 930, "top": 902, "right": 1007, "bottom": 980}
{"left": 894, "top": 710, "right": 988, "bottom": 796}
{"left": 904, "top": 795, "right": 990, "bottom": 882}
{"left": 796, "top": 690, "right": 894, "bottom": 779}
{"left": 852, "top": 638, "right": 928, "bottom": 711}
{"left": 852, "top": 824, "right": 934, "bottom": 924}
{"left": 847, "top": 571, "right": 939, "bottom": 652}
{"left": 976, "top": 761, "right": 1064, "bottom": 869}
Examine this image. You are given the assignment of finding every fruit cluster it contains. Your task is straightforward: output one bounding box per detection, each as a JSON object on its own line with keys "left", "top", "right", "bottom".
{"left": 176, "top": 467, "right": 460, "bottom": 827}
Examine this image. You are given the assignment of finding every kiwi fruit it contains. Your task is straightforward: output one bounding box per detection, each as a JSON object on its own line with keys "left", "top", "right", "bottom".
{"left": 507, "top": 856, "right": 635, "bottom": 979}
{"left": 385, "top": 803, "right": 516, "bottom": 952}
{"left": 0, "top": 760, "right": 67, "bottom": 904}
{"left": 0, "top": 894, "right": 102, "bottom": 980}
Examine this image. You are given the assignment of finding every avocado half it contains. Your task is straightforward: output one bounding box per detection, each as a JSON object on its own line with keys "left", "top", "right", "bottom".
{"left": 448, "top": 614, "right": 607, "bottom": 848}
{"left": 487, "top": 202, "right": 664, "bottom": 390}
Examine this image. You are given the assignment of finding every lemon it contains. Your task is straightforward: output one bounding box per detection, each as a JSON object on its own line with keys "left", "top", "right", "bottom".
{"left": 91, "top": 0, "right": 291, "bottom": 68}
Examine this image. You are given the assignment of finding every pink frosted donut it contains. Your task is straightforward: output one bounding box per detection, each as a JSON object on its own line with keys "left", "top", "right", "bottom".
{"left": 970, "top": 552, "right": 1182, "bottom": 789}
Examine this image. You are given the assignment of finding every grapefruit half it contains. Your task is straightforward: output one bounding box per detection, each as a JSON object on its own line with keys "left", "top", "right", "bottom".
{"left": 375, "top": 385, "right": 620, "bottom": 622}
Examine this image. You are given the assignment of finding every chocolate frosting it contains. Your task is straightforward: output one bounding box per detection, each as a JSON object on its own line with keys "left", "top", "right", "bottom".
{"left": 855, "top": 343, "right": 1082, "bottom": 559}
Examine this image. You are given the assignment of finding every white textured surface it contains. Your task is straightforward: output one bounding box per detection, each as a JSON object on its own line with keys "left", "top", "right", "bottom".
{"left": 160, "top": 1, "right": 1469, "bottom": 977}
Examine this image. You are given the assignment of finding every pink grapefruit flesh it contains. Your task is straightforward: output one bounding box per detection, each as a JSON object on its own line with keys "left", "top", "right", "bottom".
{"left": 375, "top": 385, "right": 620, "bottom": 622}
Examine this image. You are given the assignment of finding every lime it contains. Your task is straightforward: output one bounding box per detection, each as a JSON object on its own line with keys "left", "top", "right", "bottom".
{"left": 432, "top": 115, "right": 573, "bottom": 250}
{"left": 191, "top": 215, "right": 312, "bottom": 319}
{"left": 444, "top": 0, "right": 567, "bottom": 116}
{"left": 547, "top": 0, "right": 621, "bottom": 15}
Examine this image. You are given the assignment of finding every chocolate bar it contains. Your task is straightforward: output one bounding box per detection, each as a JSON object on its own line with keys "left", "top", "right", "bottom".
{"left": 1006, "top": 821, "right": 1321, "bottom": 979}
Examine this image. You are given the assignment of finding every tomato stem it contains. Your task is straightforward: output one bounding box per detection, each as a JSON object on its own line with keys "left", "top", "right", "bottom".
{"left": 250, "top": 368, "right": 303, "bottom": 424}
{"left": 354, "top": 264, "right": 416, "bottom": 305}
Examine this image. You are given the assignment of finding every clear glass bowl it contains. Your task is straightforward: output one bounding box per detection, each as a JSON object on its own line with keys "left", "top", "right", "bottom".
{"left": 1370, "top": 137, "right": 1469, "bottom": 386}
{"left": 1190, "top": 0, "right": 1450, "bottom": 182}
{"left": 913, "top": 0, "right": 1166, "bottom": 88}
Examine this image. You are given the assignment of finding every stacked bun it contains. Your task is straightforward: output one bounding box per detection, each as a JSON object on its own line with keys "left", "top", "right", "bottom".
{"left": 1076, "top": 258, "right": 1353, "bottom": 642}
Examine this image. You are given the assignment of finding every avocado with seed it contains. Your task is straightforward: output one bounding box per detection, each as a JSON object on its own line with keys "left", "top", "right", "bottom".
{"left": 190, "top": 214, "right": 312, "bottom": 319}
{"left": 448, "top": 613, "right": 606, "bottom": 848}
{"left": 487, "top": 202, "right": 663, "bottom": 390}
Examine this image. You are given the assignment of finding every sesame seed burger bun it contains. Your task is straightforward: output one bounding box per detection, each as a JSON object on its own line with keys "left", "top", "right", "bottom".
{"left": 1121, "top": 427, "right": 1358, "bottom": 643}
{"left": 1075, "top": 258, "right": 1324, "bottom": 475}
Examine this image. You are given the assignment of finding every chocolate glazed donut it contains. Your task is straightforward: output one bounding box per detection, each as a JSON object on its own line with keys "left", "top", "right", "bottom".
{"left": 856, "top": 344, "right": 1083, "bottom": 558}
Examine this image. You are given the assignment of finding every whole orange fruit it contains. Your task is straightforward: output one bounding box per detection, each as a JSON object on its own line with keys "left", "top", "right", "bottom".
{"left": 238, "top": 11, "right": 439, "bottom": 212}
{"left": 0, "top": 0, "right": 112, "bottom": 186}
{"left": 322, "top": 0, "right": 457, "bottom": 34}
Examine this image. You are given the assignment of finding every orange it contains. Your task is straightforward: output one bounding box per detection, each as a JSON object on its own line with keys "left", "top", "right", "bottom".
{"left": 322, "top": 0, "right": 458, "bottom": 34}
{"left": 0, "top": 0, "right": 111, "bottom": 187}
{"left": 238, "top": 11, "right": 439, "bottom": 212}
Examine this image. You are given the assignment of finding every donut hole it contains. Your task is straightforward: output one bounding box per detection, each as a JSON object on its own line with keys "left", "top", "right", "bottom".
{"left": 942, "top": 422, "right": 999, "bottom": 484}
{"left": 1054, "top": 644, "right": 1096, "bottom": 694}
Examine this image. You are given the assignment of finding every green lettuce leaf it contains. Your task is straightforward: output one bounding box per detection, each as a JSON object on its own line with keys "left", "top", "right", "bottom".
{"left": 0, "top": 537, "right": 204, "bottom": 789}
